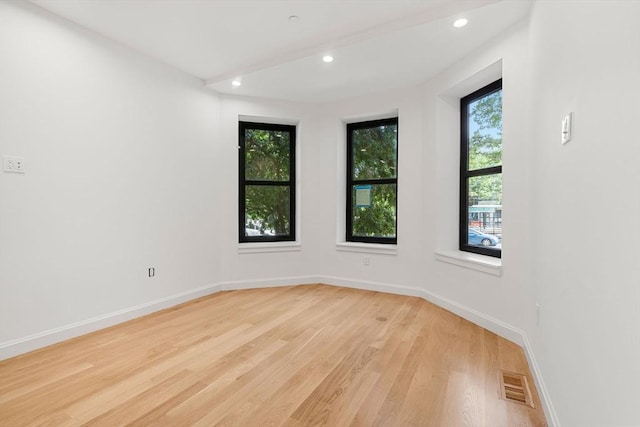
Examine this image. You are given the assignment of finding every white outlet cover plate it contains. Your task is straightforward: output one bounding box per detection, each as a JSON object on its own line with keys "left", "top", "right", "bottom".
{"left": 2, "top": 155, "right": 26, "bottom": 173}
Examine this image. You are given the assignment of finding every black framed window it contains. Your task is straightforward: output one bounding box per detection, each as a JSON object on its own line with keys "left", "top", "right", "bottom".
{"left": 346, "top": 118, "right": 398, "bottom": 244}
{"left": 239, "top": 122, "right": 295, "bottom": 243}
{"left": 460, "top": 79, "right": 502, "bottom": 257}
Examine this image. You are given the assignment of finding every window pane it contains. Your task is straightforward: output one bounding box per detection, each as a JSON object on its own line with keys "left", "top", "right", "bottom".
{"left": 245, "top": 185, "right": 290, "bottom": 236}
{"left": 467, "top": 90, "right": 502, "bottom": 171}
{"left": 351, "top": 184, "right": 396, "bottom": 238}
{"left": 352, "top": 124, "right": 397, "bottom": 180}
{"left": 466, "top": 174, "right": 502, "bottom": 247}
{"left": 245, "top": 129, "right": 290, "bottom": 181}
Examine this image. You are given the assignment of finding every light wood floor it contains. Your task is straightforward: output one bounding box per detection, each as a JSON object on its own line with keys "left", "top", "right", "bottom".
{"left": 0, "top": 284, "right": 547, "bottom": 426}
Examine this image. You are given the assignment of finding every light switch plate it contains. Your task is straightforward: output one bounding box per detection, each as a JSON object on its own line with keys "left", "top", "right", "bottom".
{"left": 561, "top": 113, "right": 573, "bottom": 144}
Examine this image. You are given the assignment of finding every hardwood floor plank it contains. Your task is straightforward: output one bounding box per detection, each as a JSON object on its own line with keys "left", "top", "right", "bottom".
{"left": 0, "top": 284, "right": 547, "bottom": 426}
{"left": 192, "top": 292, "right": 386, "bottom": 426}
{"left": 214, "top": 294, "right": 383, "bottom": 426}
{"left": 125, "top": 380, "right": 209, "bottom": 427}
{"left": 347, "top": 298, "right": 424, "bottom": 426}
{"left": 0, "top": 362, "right": 94, "bottom": 405}
{"left": 80, "top": 369, "right": 202, "bottom": 427}
{"left": 163, "top": 325, "right": 336, "bottom": 425}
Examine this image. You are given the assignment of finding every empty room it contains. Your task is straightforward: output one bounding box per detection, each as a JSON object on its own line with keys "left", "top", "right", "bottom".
{"left": 1, "top": 0, "right": 638, "bottom": 426}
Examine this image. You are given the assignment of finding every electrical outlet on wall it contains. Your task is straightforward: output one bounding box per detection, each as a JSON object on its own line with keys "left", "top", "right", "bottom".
{"left": 2, "top": 155, "right": 26, "bottom": 173}
{"left": 148, "top": 267, "right": 155, "bottom": 277}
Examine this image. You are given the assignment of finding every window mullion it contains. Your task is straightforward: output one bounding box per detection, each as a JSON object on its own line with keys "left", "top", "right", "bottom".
{"left": 351, "top": 178, "right": 397, "bottom": 186}
{"left": 466, "top": 166, "right": 502, "bottom": 178}
{"left": 244, "top": 180, "right": 291, "bottom": 186}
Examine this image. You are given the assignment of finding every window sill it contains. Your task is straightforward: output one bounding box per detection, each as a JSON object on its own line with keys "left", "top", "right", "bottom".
{"left": 336, "top": 242, "right": 397, "bottom": 255}
{"left": 238, "top": 242, "right": 301, "bottom": 254}
{"left": 434, "top": 250, "right": 502, "bottom": 276}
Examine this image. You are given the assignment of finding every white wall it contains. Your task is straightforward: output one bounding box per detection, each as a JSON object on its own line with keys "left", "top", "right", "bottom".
{"left": 427, "top": 21, "right": 534, "bottom": 336}
{"left": 216, "top": 95, "right": 325, "bottom": 284}
{"left": 215, "top": 84, "right": 428, "bottom": 293}
{"left": 318, "top": 86, "right": 426, "bottom": 288}
{"left": 2, "top": 1, "right": 639, "bottom": 425}
{"left": 0, "top": 1, "right": 220, "bottom": 350}
{"left": 527, "top": 2, "right": 640, "bottom": 426}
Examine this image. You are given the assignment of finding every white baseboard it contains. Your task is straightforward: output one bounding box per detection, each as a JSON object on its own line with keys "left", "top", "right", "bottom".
{"left": 0, "top": 282, "right": 222, "bottom": 361}
{"left": 0, "top": 274, "right": 558, "bottom": 426}
{"left": 521, "top": 333, "right": 561, "bottom": 427}
{"left": 218, "top": 275, "right": 324, "bottom": 291}
{"left": 419, "top": 287, "right": 525, "bottom": 346}
{"left": 320, "top": 275, "right": 426, "bottom": 298}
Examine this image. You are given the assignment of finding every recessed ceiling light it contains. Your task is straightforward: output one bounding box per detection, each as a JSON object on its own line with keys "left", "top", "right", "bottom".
{"left": 231, "top": 79, "right": 242, "bottom": 87}
{"left": 453, "top": 18, "right": 468, "bottom": 28}
{"left": 288, "top": 15, "right": 300, "bottom": 23}
{"left": 322, "top": 55, "right": 334, "bottom": 63}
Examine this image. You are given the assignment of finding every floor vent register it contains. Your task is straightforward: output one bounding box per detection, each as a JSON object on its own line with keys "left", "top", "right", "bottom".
{"left": 499, "top": 371, "right": 534, "bottom": 407}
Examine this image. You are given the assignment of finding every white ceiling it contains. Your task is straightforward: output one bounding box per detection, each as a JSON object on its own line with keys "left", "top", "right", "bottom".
{"left": 30, "top": 0, "right": 532, "bottom": 103}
